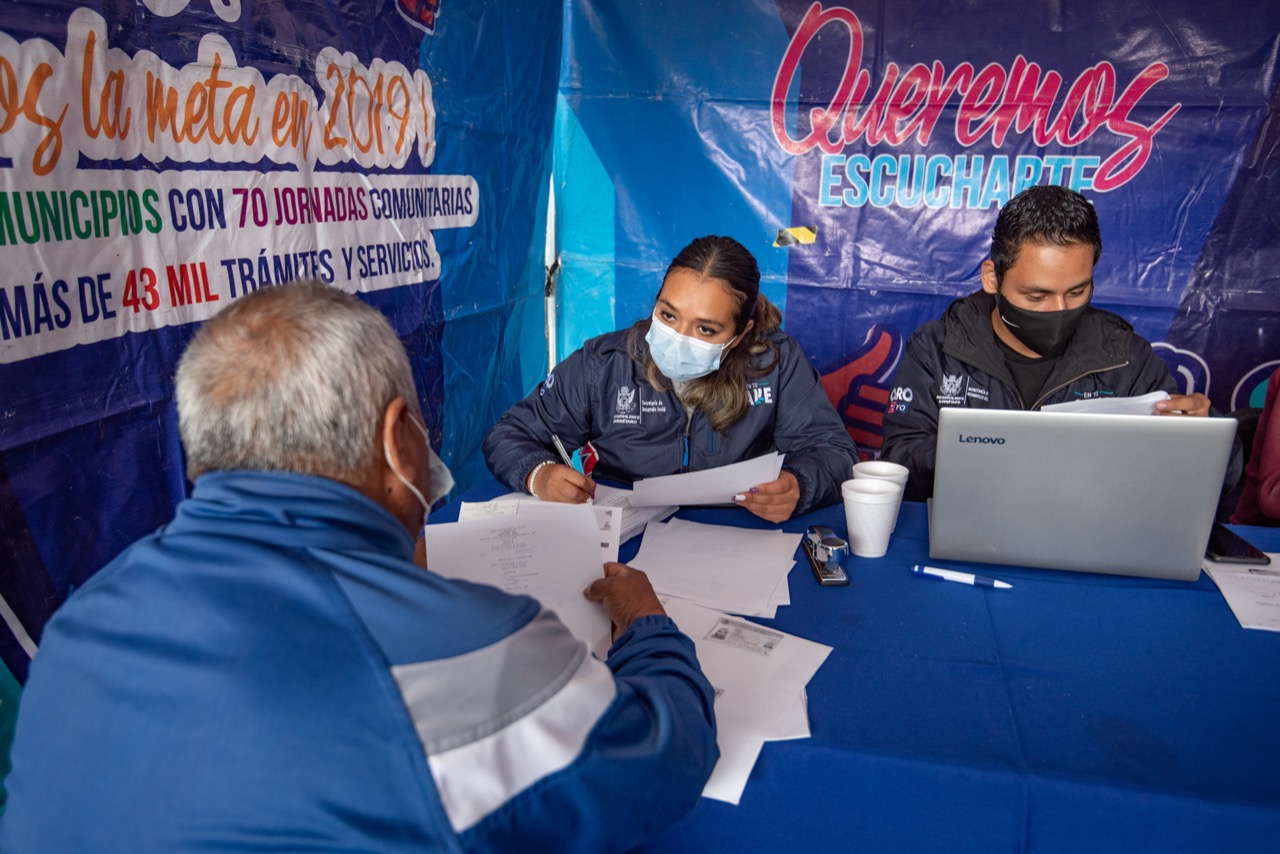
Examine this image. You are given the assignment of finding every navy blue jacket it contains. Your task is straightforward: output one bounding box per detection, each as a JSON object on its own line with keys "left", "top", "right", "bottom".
{"left": 483, "top": 327, "right": 859, "bottom": 517}
{"left": 0, "top": 472, "right": 717, "bottom": 853}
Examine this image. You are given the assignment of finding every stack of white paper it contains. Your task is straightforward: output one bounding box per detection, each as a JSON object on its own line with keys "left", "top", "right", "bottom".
{"left": 660, "top": 597, "right": 831, "bottom": 805}
{"left": 628, "top": 518, "right": 799, "bottom": 618}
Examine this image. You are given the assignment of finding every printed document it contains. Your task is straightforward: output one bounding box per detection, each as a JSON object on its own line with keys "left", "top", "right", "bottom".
{"left": 457, "top": 495, "right": 622, "bottom": 563}
{"left": 425, "top": 504, "right": 612, "bottom": 654}
{"left": 1205, "top": 556, "right": 1280, "bottom": 632}
{"left": 660, "top": 597, "right": 831, "bottom": 805}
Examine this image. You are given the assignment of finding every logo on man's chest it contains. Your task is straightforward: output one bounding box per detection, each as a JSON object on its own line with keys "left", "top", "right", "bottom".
{"left": 937, "top": 373, "right": 968, "bottom": 405}
{"left": 747, "top": 380, "right": 774, "bottom": 406}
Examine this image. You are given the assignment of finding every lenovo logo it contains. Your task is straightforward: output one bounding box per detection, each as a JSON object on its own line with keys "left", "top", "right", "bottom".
{"left": 958, "top": 433, "right": 1006, "bottom": 445}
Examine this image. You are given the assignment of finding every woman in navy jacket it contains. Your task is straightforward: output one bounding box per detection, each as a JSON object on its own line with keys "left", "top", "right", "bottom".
{"left": 483, "top": 235, "right": 858, "bottom": 522}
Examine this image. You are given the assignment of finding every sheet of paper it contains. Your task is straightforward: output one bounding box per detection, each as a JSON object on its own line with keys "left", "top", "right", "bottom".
{"left": 629, "top": 518, "right": 800, "bottom": 615}
{"left": 591, "top": 483, "right": 677, "bottom": 543}
{"left": 769, "top": 571, "right": 791, "bottom": 606}
{"left": 764, "top": 691, "right": 811, "bottom": 742}
{"left": 1041, "top": 390, "right": 1169, "bottom": 415}
{"left": 425, "top": 505, "right": 612, "bottom": 655}
{"left": 631, "top": 452, "right": 785, "bottom": 507}
{"left": 1205, "top": 555, "right": 1280, "bottom": 632}
{"left": 455, "top": 494, "right": 523, "bottom": 518}
{"left": 659, "top": 597, "right": 831, "bottom": 804}
{"left": 458, "top": 497, "right": 622, "bottom": 563}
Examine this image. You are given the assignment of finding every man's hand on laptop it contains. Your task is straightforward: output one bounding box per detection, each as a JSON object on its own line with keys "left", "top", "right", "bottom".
{"left": 1155, "top": 393, "right": 1211, "bottom": 417}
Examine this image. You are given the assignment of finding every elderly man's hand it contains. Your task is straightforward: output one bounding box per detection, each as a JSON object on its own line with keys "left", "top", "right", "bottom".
{"left": 583, "top": 562, "right": 666, "bottom": 642}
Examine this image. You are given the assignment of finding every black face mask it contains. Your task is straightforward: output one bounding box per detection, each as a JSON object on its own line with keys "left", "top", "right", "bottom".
{"left": 995, "top": 290, "right": 1090, "bottom": 358}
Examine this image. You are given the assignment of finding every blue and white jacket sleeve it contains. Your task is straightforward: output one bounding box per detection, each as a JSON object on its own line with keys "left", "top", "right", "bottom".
{"left": 392, "top": 605, "right": 718, "bottom": 853}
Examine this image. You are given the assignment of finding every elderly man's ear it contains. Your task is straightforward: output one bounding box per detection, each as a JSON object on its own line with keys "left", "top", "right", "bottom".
{"left": 375, "top": 396, "right": 431, "bottom": 532}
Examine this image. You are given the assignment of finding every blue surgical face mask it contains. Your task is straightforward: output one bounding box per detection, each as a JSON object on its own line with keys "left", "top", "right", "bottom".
{"left": 645, "top": 313, "right": 735, "bottom": 382}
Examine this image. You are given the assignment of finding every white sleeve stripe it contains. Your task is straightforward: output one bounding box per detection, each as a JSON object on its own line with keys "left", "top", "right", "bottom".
{"left": 391, "top": 610, "right": 586, "bottom": 752}
{"left": 425, "top": 651, "right": 618, "bottom": 833}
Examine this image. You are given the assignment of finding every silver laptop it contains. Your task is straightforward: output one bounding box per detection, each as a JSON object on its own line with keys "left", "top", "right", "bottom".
{"left": 928, "top": 408, "right": 1236, "bottom": 580}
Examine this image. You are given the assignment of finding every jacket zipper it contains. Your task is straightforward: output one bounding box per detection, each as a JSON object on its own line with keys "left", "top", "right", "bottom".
{"left": 1030, "top": 360, "right": 1129, "bottom": 410}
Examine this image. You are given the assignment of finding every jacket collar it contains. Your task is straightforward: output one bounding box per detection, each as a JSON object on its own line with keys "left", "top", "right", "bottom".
{"left": 942, "top": 290, "right": 1133, "bottom": 401}
{"left": 169, "top": 471, "right": 416, "bottom": 560}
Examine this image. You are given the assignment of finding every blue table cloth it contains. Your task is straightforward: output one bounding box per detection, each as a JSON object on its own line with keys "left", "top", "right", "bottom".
{"left": 432, "top": 486, "right": 1280, "bottom": 852}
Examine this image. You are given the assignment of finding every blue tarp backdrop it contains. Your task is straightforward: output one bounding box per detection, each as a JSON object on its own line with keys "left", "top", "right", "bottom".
{"left": 1, "top": 0, "right": 1278, "bottom": 806}
{"left": 557, "top": 0, "right": 1280, "bottom": 452}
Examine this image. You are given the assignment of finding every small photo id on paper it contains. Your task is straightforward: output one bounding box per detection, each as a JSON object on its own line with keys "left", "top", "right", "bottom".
{"left": 704, "top": 617, "right": 784, "bottom": 656}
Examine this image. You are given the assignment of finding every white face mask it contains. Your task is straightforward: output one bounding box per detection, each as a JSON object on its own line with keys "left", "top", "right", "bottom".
{"left": 644, "top": 312, "right": 734, "bottom": 382}
{"left": 384, "top": 414, "right": 454, "bottom": 521}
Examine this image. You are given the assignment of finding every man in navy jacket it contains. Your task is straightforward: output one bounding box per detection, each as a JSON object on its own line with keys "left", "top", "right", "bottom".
{"left": 0, "top": 281, "right": 717, "bottom": 853}
{"left": 882, "top": 185, "right": 1237, "bottom": 502}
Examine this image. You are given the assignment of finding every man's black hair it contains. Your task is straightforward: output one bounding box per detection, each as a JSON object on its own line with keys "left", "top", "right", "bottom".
{"left": 990, "top": 185, "right": 1102, "bottom": 283}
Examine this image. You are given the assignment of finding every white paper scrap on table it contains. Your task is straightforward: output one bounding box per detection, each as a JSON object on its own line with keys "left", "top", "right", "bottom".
{"left": 659, "top": 597, "right": 831, "bottom": 804}
{"left": 631, "top": 452, "right": 785, "bottom": 507}
{"left": 425, "top": 504, "right": 612, "bottom": 656}
{"left": 629, "top": 518, "right": 800, "bottom": 616}
{"left": 1205, "top": 555, "right": 1280, "bottom": 632}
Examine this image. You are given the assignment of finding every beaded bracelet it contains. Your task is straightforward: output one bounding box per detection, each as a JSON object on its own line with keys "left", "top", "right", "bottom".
{"left": 526, "top": 460, "right": 556, "bottom": 499}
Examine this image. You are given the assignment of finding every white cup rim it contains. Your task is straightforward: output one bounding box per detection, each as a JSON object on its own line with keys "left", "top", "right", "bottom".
{"left": 853, "top": 460, "right": 909, "bottom": 477}
{"left": 842, "top": 478, "right": 900, "bottom": 497}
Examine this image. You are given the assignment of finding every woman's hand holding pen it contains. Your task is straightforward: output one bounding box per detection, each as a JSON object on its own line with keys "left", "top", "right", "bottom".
{"left": 532, "top": 463, "right": 596, "bottom": 504}
{"left": 734, "top": 470, "right": 800, "bottom": 522}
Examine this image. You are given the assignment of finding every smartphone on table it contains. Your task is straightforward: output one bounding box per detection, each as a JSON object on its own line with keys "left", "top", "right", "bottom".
{"left": 1205, "top": 523, "right": 1271, "bottom": 565}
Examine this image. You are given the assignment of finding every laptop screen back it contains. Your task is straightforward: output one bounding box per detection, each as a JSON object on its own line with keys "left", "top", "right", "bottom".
{"left": 929, "top": 408, "right": 1236, "bottom": 580}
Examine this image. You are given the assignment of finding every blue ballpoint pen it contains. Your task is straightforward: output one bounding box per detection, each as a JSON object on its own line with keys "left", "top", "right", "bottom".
{"left": 912, "top": 564, "right": 1012, "bottom": 589}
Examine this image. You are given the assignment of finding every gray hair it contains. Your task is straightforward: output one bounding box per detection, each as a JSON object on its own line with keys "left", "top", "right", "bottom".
{"left": 175, "top": 280, "right": 417, "bottom": 482}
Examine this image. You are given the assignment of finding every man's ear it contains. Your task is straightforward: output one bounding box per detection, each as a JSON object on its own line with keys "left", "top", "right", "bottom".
{"left": 378, "top": 397, "right": 428, "bottom": 528}
{"left": 379, "top": 397, "right": 408, "bottom": 490}
{"left": 980, "top": 259, "right": 999, "bottom": 295}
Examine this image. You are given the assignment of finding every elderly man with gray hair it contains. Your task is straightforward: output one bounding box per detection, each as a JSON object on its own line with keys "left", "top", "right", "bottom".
{"left": 1, "top": 281, "right": 717, "bottom": 853}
